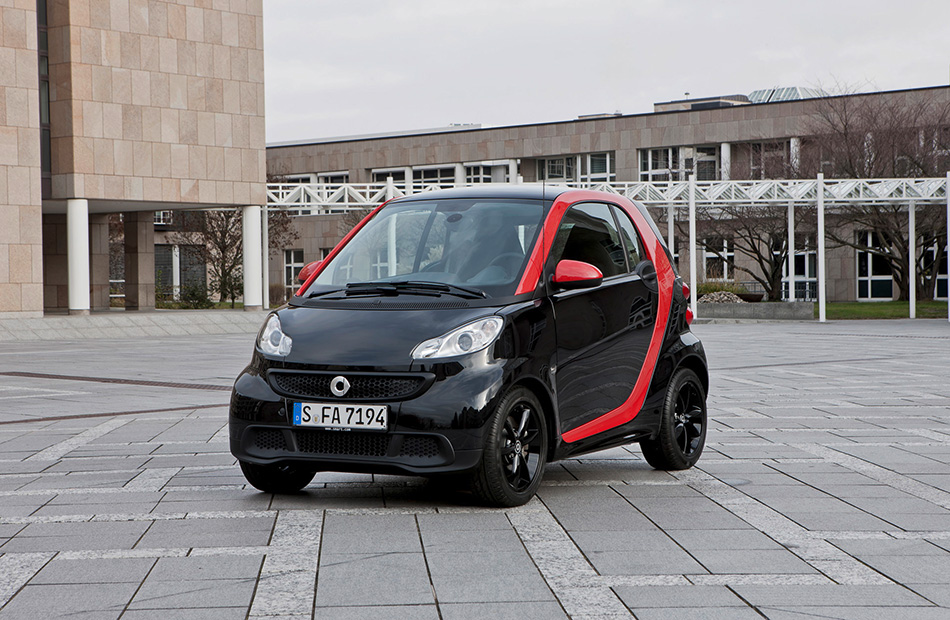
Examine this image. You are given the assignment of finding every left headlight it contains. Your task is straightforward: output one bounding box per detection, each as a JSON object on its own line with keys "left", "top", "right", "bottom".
{"left": 411, "top": 316, "right": 503, "bottom": 360}
{"left": 258, "top": 314, "right": 293, "bottom": 356}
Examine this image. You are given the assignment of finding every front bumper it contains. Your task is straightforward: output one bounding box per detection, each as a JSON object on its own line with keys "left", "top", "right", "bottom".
{"left": 228, "top": 355, "right": 505, "bottom": 476}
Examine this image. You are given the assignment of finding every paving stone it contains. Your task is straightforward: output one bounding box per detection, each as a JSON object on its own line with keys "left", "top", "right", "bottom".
{"left": 440, "top": 601, "right": 568, "bottom": 619}
{"left": 312, "top": 605, "right": 440, "bottom": 620}
{"left": 129, "top": 578, "right": 256, "bottom": 610}
{"left": 1, "top": 521, "right": 151, "bottom": 552}
{"left": 135, "top": 516, "right": 275, "bottom": 549}
{"left": 30, "top": 557, "right": 156, "bottom": 584}
{"left": 613, "top": 585, "right": 745, "bottom": 608}
{"left": 731, "top": 584, "right": 931, "bottom": 607}
{"left": 148, "top": 555, "right": 264, "bottom": 581}
{"left": 315, "top": 552, "right": 433, "bottom": 607}
{"left": 0, "top": 582, "right": 139, "bottom": 619}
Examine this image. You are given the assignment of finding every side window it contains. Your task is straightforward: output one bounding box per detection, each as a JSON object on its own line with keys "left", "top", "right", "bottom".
{"left": 549, "top": 203, "right": 626, "bottom": 277}
{"left": 611, "top": 206, "right": 645, "bottom": 270}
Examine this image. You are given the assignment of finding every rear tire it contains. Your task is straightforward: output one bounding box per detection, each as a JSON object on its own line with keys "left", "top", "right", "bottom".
{"left": 640, "top": 368, "right": 707, "bottom": 470}
{"left": 470, "top": 386, "right": 548, "bottom": 507}
{"left": 240, "top": 460, "right": 316, "bottom": 493}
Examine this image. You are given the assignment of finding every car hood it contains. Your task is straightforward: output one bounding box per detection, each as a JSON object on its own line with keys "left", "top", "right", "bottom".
{"left": 273, "top": 304, "right": 498, "bottom": 369}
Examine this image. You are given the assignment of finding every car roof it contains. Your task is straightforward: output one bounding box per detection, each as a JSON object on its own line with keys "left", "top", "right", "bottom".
{"left": 389, "top": 184, "right": 573, "bottom": 202}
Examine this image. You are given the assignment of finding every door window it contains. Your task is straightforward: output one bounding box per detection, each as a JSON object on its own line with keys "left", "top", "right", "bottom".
{"left": 549, "top": 203, "right": 626, "bottom": 277}
{"left": 611, "top": 206, "right": 645, "bottom": 270}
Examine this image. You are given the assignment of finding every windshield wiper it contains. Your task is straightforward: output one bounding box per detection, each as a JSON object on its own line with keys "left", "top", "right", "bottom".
{"left": 306, "top": 288, "right": 344, "bottom": 298}
{"left": 345, "top": 280, "right": 487, "bottom": 299}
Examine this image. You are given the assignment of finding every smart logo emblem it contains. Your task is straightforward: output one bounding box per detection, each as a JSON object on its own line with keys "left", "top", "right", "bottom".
{"left": 330, "top": 376, "right": 351, "bottom": 397}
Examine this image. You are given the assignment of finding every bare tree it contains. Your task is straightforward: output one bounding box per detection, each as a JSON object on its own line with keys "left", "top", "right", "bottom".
{"left": 170, "top": 208, "right": 299, "bottom": 308}
{"left": 799, "top": 86, "right": 950, "bottom": 300}
{"left": 674, "top": 205, "right": 813, "bottom": 301}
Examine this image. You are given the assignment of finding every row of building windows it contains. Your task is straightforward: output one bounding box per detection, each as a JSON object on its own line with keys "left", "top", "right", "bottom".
{"left": 287, "top": 140, "right": 805, "bottom": 189}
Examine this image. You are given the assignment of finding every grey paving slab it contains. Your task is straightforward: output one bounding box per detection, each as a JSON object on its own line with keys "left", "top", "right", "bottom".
{"left": 30, "top": 557, "right": 155, "bottom": 584}
{"left": 0, "top": 521, "right": 151, "bottom": 552}
{"left": 129, "top": 578, "right": 256, "bottom": 610}
{"left": 0, "top": 583, "right": 139, "bottom": 619}
{"left": 314, "top": 552, "right": 433, "bottom": 607}
{"left": 135, "top": 516, "right": 275, "bottom": 549}
{"left": 147, "top": 555, "right": 264, "bottom": 581}
{"left": 440, "top": 601, "right": 568, "bottom": 619}
{"left": 613, "top": 584, "right": 746, "bottom": 608}
{"left": 312, "top": 605, "right": 440, "bottom": 620}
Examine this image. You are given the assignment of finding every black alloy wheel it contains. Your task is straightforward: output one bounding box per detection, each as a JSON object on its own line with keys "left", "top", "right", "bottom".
{"left": 640, "top": 368, "right": 707, "bottom": 470}
{"left": 471, "top": 386, "right": 548, "bottom": 506}
{"left": 240, "top": 460, "right": 316, "bottom": 494}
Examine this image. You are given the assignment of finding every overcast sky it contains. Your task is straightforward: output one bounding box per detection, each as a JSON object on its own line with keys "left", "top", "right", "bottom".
{"left": 263, "top": 0, "right": 950, "bottom": 144}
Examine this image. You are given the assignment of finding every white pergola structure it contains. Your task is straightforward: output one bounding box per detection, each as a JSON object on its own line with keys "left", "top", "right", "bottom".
{"left": 265, "top": 175, "right": 950, "bottom": 323}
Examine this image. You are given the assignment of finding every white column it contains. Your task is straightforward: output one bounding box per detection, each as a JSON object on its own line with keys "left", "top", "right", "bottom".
{"left": 172, "top": 244, "right": 181, "bottom": 301}
{"left": 667, "top": 203, "right": 675, "bottom": 257}
{"left": 817, "top": 173, "right": 827, "bottom": 322}
{"left": 909, "top": 201, "right": 916, "bottom": 319}
{"left": 508, "top": 160, "right": 518, "bottom": 183}
{"left": 790, "top": 137, "right": 801, "bottom": 175}
{"left": 67, "top": 198, "right": 90, "bottom": 315}
{"left": 242, "top": 205, "right": 263, "bottom": 311}
{"left": 454, "top": 163, "right": 465, "bottom": 187}
{"left": 404, "top": 166, "right": 413, "bottom": 194}
{"left": 387, "top": 213, "right": 397, "bottom": 277}
{"left": 688, "top": 174, "right": 698, "bottom": 318}
{"left": 720, "top": 143, "right": 731, "bottom": 181}
{"left": 385, "top": 176, "right": 395, "bottom": 200}
{"left": 261, "top": 206, "right": 270, "bottom": 309}
{"left": 787, "top": 202, "right": 795, "bottom": 302}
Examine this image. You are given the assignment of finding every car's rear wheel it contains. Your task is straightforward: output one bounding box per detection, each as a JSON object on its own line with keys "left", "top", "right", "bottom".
{"left": 470, "top": 386, "right": 547, "bottom": 507}
{"left": 240, "top": 460, "right": 316, "bottom": 493}
{"left": 640, "top": 368, "right": 706, "bottom": 470}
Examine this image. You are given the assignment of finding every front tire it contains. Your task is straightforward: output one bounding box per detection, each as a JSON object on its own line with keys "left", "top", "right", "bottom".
{"left": 470, "top": 387, "right": 548, "bottom": 507}
{"left": 640, "top": 368, "right": 707, "bottom": 470}
{"left": 240, "top": 460, "right": 316, "bottom": 493}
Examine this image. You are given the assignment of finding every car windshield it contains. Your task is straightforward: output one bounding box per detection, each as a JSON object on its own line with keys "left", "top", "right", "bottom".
{"left": 307, "top": 198, "right": 545, "bottom": 299}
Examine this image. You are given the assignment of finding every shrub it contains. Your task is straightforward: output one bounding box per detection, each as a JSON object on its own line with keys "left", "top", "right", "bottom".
{"left": 697, "top": 281, "right": 749, "bottom": 296}
{"left": 180, "top": 281, "right": 214, "bottom": 309}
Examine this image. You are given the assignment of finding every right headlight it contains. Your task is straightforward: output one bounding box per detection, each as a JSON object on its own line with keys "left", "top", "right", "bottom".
{"left": 258, "top": 314, "right": 292, "bottom": 357}
{"left": 411, "top": 316, "right": 503, "bottom": 360}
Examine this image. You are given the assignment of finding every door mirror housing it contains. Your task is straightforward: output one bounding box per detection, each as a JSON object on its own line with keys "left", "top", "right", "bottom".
{"left": 635, "top": 259, "right": 658, "bottom": 293}
{"left": 297, "top": 260, "right": 323, "bottom": 283}
{"left": 553, "top": 260, "right": 603, "bottom": 290}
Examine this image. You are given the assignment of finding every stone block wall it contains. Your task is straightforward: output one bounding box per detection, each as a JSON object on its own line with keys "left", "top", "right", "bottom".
{"left": 46, "top": 0, "right": 266, "bottom": 206}
{"left": 0, "top": 0, "right": 44, "bottom": 316}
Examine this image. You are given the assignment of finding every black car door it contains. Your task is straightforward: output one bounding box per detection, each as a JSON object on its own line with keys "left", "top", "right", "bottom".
{"left": 550, "top": 202, "right": 656, "bottom": 436}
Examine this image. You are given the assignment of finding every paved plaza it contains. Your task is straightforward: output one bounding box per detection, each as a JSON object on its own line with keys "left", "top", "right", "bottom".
{"left": 0, "top": 316, "right": 949, "bottom": 619}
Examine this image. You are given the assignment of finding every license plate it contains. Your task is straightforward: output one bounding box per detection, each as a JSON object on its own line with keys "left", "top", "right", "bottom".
{"left": 292, "top": 402, "right": 388, "bottom": 431}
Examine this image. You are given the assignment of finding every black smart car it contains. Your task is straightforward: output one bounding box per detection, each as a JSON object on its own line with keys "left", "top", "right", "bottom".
{"left": 230, "top": 185, "right": 708, "bottom": 506}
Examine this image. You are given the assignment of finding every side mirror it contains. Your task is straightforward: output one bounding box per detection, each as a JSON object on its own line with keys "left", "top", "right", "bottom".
{"left": 635, "top": 260, "right": 658, "bottom": 293}
{"left": 553, "top": 260, "right": 603, "bottom": 290}
{"left": 297, "top": 260, "right": 323, "bottom": 283}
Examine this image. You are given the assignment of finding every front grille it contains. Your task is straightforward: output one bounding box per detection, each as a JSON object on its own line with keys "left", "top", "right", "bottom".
{"left": 270, "top": 372, "right": 427, "bottom": 401}
{"left": 253, "top": 429, "right": 287, "bottom": 451}
{"left": 293, "top": 429, "right": 389, "bottom": 457}
{"left": 398, "top": 436, "right": 441, "bottom": 459}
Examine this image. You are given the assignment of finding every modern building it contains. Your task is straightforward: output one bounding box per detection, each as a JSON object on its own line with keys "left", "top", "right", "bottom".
{"left": 266, "top": 85, "right": 950, "bottom": 303}
{"left": 0, "top": 0, "right": 266, "bottom": 318}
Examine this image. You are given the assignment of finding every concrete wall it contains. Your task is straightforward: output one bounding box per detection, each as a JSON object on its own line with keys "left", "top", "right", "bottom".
{"left": 0, "top": 0, "right": 44, "bottom": 316}
{"left": 46, "top": 0, "right": 266, "bottom": 206}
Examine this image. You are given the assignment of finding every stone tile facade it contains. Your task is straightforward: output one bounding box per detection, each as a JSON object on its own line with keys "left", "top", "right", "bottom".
{"left": 0, "top": 0, "right": 44, "bottom": 316}
{"left": 46, "top": 0, "right": 266, "bottom": 207}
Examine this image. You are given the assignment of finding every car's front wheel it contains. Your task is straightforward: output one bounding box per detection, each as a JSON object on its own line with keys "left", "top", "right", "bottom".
{"left": 470, "top": 386, "right": 548, "bottom": 507}
{"left": 640, "top": 368, "right": 707, "bottom": 469}
{"left": 240, "top": 460, "right": 316, "bottom": 493}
